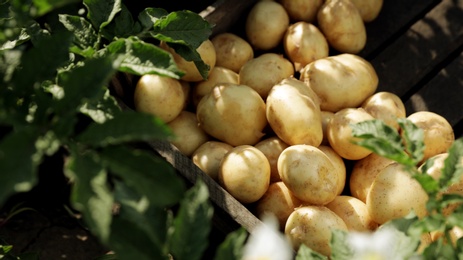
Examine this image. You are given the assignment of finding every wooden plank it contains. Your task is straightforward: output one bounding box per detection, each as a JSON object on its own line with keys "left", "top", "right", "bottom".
{"left": 371, "top": 0, "right": 463, "bottom": 98}
{"left": 404, "top": 50, "right": 463, "bottom": 131}
{"left": 360, "top": 0, "right": 440, "bottom": 58}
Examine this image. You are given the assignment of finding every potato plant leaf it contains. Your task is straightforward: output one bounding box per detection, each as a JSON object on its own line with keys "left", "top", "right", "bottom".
{"left": 100, "top": 145, "right": 185, "bottom": 207}
{"left": 104, "top": 37, "right": 183, "bottom": 78}
{"left": 438, "top": 138, "right": 463, "bottom": 191}
{"left": 32, "top": 0, "right": 81, "bottom": 17}
{"left": 169, "top": 180, "right": 213, "bottom": 260}
{"left": 398, "top": 118, "right": 425, "bottom": 164}
{"left": 79, "top": 89, "right": 121, "bottom": 124}
{"left": 330, "top": 229, "right": 354, "bottom": 260}
{"left": 55, "top": 55, "right": 118, "bottom": 115}
{"left": 83, "top": 0, "right": 121, "bottom": 30}
{"left": 213, "top": 228, "right": 247, "bottom": 260}
{"left": 64, "top": 148, "right": 113, "bottom": 244}
{"left": 58, "top": 14, "right": 98, "bottom": 52}
{"left": 76, "top": 110, "right": 171, "bottom": 146}
{"left": 107, "top": 181, "right": 170, "bottom": 259}
{"left": 296, "top": 244, "right": 327, "bottom": 260}
{"left": 0, "top": 128, "right": 39, "bottom": 206}
{"left": 100, "top": 3, "right": 141, "bottom": 40}
{"left": 138, "top": 8, "right": 169, "bottom": 32}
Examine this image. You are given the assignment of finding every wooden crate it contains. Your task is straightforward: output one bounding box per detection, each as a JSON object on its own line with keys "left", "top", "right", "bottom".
{"left": 113, "top": 0, "right": 463, "bottom": 240}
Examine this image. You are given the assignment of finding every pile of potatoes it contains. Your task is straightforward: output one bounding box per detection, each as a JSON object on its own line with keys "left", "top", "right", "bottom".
{"left": 132, "top": 0, "right": 459, "bottom": 257}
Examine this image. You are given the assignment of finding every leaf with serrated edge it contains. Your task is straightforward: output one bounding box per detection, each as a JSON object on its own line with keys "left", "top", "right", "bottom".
{"left": 213, "top": 228, "right": 247, "bottom": 260}
{"left": 439, "top": 138, "right": 463, "bottom": 191}
{"left": 398, "top": 118, "right": 425, "bottom": 164}
{"left": 83, "top": 0, "right": 121, "bottom": 29}
{"left": 296, "top": 244, "right": 327, "bottom": 260}
{"left": 169, "top": 180, "right": 213, "bottom": 260}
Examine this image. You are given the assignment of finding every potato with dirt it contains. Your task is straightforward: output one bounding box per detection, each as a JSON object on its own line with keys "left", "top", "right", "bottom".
{"left": 196, "top": 83, "right": 267, "bottom": 146}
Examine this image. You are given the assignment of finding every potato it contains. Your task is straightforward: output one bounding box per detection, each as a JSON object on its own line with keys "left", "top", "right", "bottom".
{"left": 317, "top": 0, "right": 366, "bottom": 54}
{"left": 218, "top": 145, "right": 271, "bottom": 204}
{"left": 326, "top": 195, "right": 378, "bottom": 231}
{"left": 134, "top": 74, "right": 185, "bottom": 123}
{"left": 279, "top": 0, "right": 324, "bottom": 23}
{"left": 245, "top": 1, "right": 290, "bottom": 50}
{"left": 266, "top": 78, "right": 323, "bottom": 146}
{"left": 349, "top": 0, "right": 383, "bottom": 22}
{"left": 255, "top": 181, "right": 302, "bottom": 229}
{"left": 300, "top": 54, "right": 378, "bottom": 112}
{"left": 192, "top": 66, "right": 239, "bottom": 107}
{"left": 254, "top": 136, "right": 290, "bottom": 182}
{"left": 211, "top": 33, "right": 254, "bottom": 73}
{"left": 349, "top": 153, "right": 395, "bottom": 203}
{"left": 167, "top": 111, "right": 210, "bottom": 157}
{"left": 327, "top": 108, "right": 375, "bottom": 160}
{"left": 361, "top": 91, "right": 406, "bottom": 130}
{"left": 285, "top": 205, "right": 348, "bottom": 256}
{"left": 239, "top": 53, "right": 294, "bottom": 98}
{"left": 318, "top": 145, "right": 346, "bottom": 196}
{"left": 421, "top": 153, "right": 463, "bottom": 215}
{"left": 367, "top": 162, "right": 429, "bottom": 225}
{"left": 283, "top": 21, "right": 329, "bottom": 71}
{"left": 191, "top": 141, "right": 233, "bottom": 181}
{"left": 196, "top": 83, "right": 267, "bottom": 146}
{"left": 180, "top": 80, "right": 192, "bottom": 110}
{"left": 320, "top": 111, "right": 334, "bottom": 146}
{"left": 407, "top": 111, "right": 455, "bottom": 162}
{"left": 159, "top": 39, "right": 216, "bottom": 82}
{"left": 278, "top": 144, "right": 338, "bottom": 205}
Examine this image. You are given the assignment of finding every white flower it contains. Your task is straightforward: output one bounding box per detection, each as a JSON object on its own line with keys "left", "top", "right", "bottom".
{"left": 242, "top": 213, "right": 293, "bottom": 260}
{"left": 347, "top": 226, "right": 406, "bottom": 260}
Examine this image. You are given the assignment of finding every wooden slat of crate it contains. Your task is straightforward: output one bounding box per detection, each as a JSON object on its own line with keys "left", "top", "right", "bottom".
{"left": 371, "top": 0, "right": 463, "bottom": 99}
{"left": 360, "top": 0, "right": 440, "bottom": 58}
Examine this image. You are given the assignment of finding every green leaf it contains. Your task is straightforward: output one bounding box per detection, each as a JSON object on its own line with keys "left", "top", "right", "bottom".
{"left": 351, "top": 119, "right": 415, "bottom": 166}
{"left": 55, "top": 56, "right": 118, "bottom": 115}
{"left": 58, "top": 14, "right": 98, "bottom": 52}
{"left": 296, "top": 244, "right": 327, "bottom": 260}
{"left": 64, "top": 148, "right": 114, "bottom": 244}
{"left": 100, "top": 145, "right": 186, "bottom": 207}
{"left": 213, "top": 228, "right": 247, "bottom": 260}
{"left": 79, "top": 89, "right": 121, "bottom": 124}
{"left": 100, "top": 3, "right": 140, "bottom": 40}
{"left": 439, "top": 138, "right": 463, "bottom": 191}
{"left": 330, "top": 229, "right": 354, "bottom": 260}
{"left": 83, "top": 0, "right": 121, "bottom": 30}
{"left": 0, "top": 128, "right": 39, "bottom": 207}
{"left": 169, "top": 180, "right": 213, "bottom": 260}
{"left": 413, "top": 173, "right": 440, "bottom": 194}
{"left": 138, "top": 8, "right": 168, "bottom": 32}
{"left": 32, "top": 0, "right": 81, "bottom": 17}
{"left": 104, "top": 38, "right": 183, "bottom": 78}
{"left": 106, "top": 181, "right": 170, "bottom": 260}
{"left": 398, "top": 118, "right": 425, "bottom": 164}
{"left": 76, "top": 110, "right": 171, "bottom": 146}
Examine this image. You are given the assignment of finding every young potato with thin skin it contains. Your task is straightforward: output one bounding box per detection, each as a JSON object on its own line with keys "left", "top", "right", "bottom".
{"left": 192, "top": 66, "right": 239, "bottom": 107}
{"left": 285, "top": 205, "right": 348, "bottom": 256}
{"left": 279, "top": 0, "right": 324, "bottom": 23}
{"left": 349, "top": 0, "right": 383, "bottom": 22}
{"left": 326, "top": 195, "right": 378, "bottom": 232}
{"left": 283, "top": 21, "right": 329, "bottom": 71}
{"left": 211, "top": 33, "right": 254, "bottom": 73}
{"left": 300, "top": 54, "right": 378, "bottom": 112}
{"left": 254, "top": 136, "right": 290, "bottom": 182}
{"left": 134, "top": 74, "right": 185, "bottom": 123}
{"left": 318, "top": 145, "right": 346, "bottom": 196}
{"left": 278, "top": 144, "right": 339, "bottom": 205}
{"left": 159, "top": 39, "right": 216, "bottom": 82}
{"left": 317, "top": 0, "right": 366, "bottom": 54}
{"left": 266, "top": 78, "right": 323, "bottom": 146}
{"left": 239, "top": 53, "right": 294, "bottom": 99}
{"left": 167, "top": 111, "right": 210, "bottom": 157}
{"left": 367, "top": 162, "right": 429, "bottom": 225}
{"left": 349, "top": 153, "right": 395, "bottom": 203}
{"left": 218, "top": 145, "right": 271, "bottom": 204}
{"left": 327, "top": 108, "right": 375, "bottom": 160}
{"left": 320, "top": 111, "right": 335, "bottom": 146}
{"left": 361, "top": 91, "right": 406, "bottom": 130}
{"left": 255, "top": 181, "right": 302, "bottom": 230}
{"left": 191, "top": 141, "right": 233, "bottom": 181}
{"left": 407, "top": 111, "right": 455, "bottom": 162}
{"left": 196, "top": 83, "right": 267, "bottom": 146}
{"left": 245, "top": 1, "right": 290, "bottom": 50}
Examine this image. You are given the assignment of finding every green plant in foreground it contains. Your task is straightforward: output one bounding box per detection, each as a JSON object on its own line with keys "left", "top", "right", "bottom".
{"left": 293, "top": 118, "right": 463, "bottom": 260}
